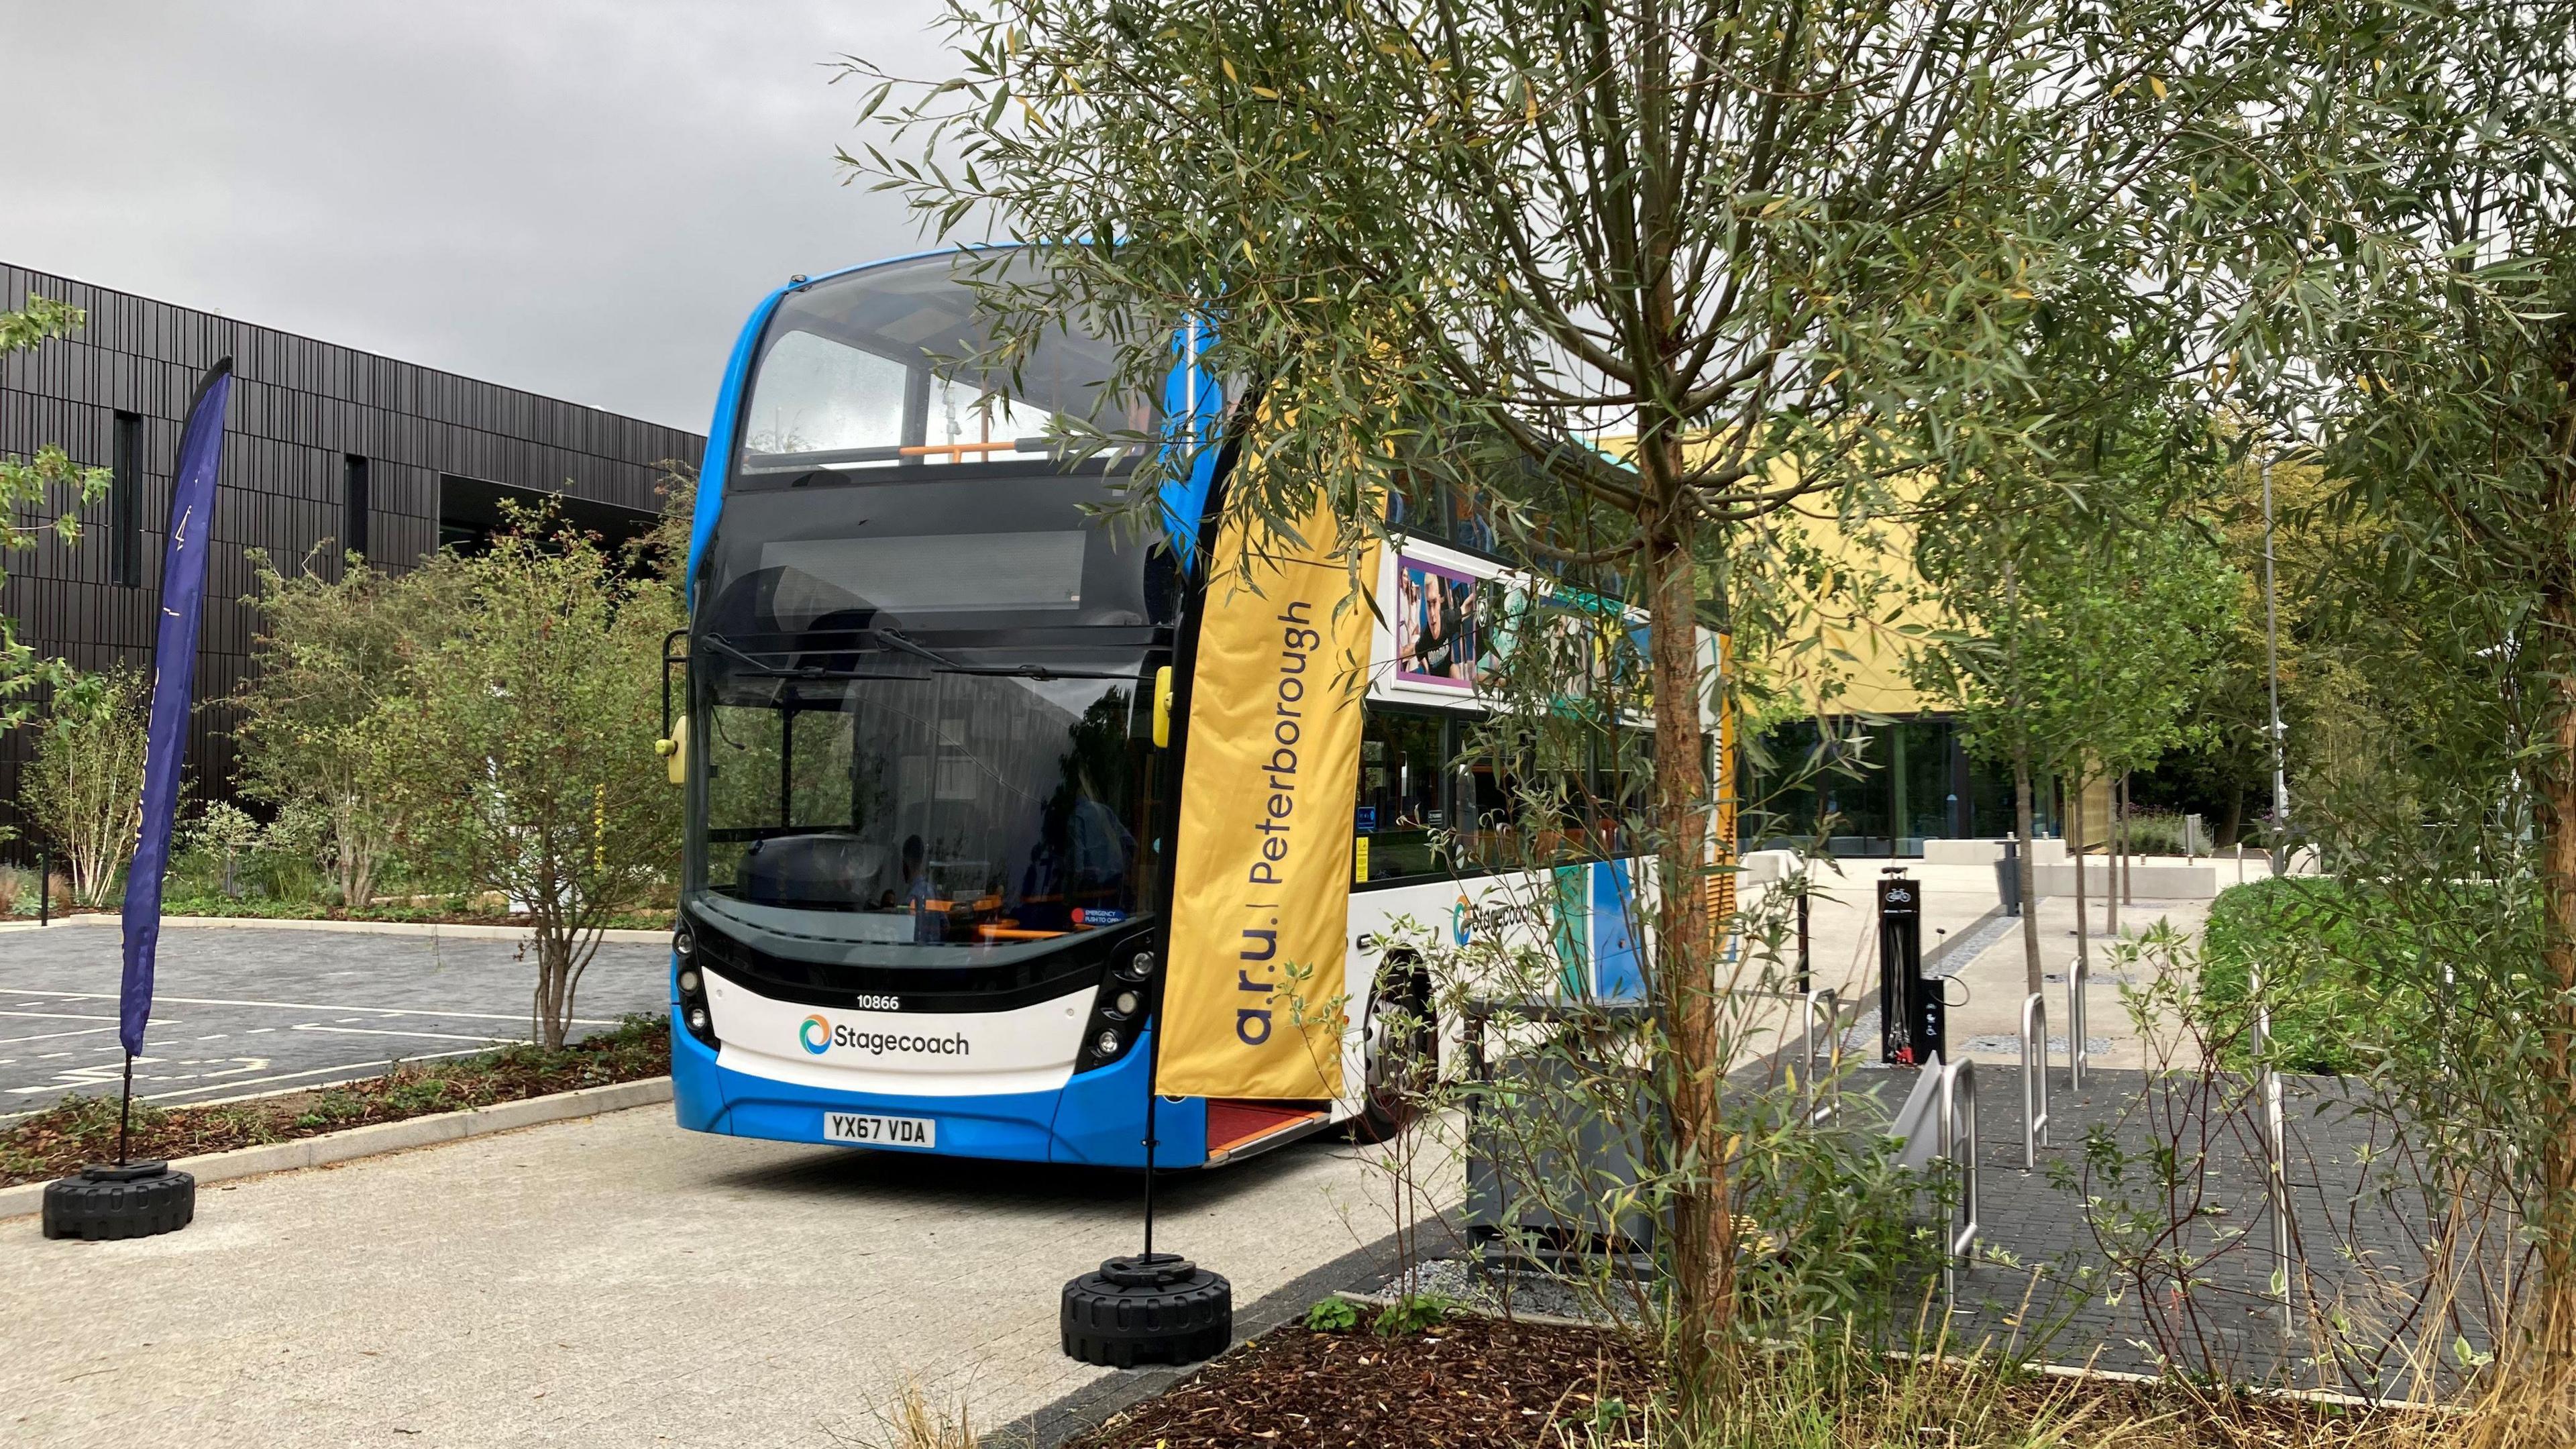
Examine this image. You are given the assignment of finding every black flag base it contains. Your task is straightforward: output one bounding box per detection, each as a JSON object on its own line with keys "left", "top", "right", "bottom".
{"left": 1061, "top": 1253, "right": 1232, "bottom": 1368}
{"left": 42, "top": 1161, "right": 195, "bottom": 1242}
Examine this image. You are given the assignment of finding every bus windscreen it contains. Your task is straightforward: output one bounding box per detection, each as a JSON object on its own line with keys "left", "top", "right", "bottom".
{"left": 737, "top": 252, "right": 1151, "bottom": 478}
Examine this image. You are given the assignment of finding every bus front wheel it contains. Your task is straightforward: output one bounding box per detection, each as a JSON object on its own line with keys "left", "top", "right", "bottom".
{"left": 1348, "top": 969, "right": 1434, "bottom": 1142}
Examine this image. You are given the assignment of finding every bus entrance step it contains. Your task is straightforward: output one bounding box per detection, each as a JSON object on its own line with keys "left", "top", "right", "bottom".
{"left": 1205, "top": 1102, "right": 1329, "bottom": 1162}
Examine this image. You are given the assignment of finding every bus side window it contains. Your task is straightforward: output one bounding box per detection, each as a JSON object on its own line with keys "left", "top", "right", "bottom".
{"left": 1356, "top": 706, "right": 1445, "bottom": 885}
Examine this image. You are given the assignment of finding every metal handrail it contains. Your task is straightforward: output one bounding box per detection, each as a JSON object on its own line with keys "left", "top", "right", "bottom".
{"left": 2067, "top": 955, "right": 2090, "bottom": 1089}
{"left": 1802, "top": 986, "right": 1841, "bottom": 1124}
{"left": 1936, "top": 1057, "right": 1981, "bottom": 1309}
{"left": 2021, "top": 992, "right": 2051, "bottom": 1169}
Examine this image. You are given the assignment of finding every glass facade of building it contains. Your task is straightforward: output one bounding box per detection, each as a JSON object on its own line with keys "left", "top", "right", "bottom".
{"left": 1743, "top": 716, "right": 2057, "bottom": 857}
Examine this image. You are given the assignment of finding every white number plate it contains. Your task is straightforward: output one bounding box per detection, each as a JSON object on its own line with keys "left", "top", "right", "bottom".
{"left": 823, "top": 1112, "right": 936, "bottom": 1149}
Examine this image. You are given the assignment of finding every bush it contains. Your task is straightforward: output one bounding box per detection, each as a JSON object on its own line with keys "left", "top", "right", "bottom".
{"left": 2123, "top": 809, "right": 2194, "bottom": 856}
{"left": 2197, "top": 877, "right": 2399, "bottom": 1075}
{"left": 23, "top": 667, "right": 151, "bottom": 907}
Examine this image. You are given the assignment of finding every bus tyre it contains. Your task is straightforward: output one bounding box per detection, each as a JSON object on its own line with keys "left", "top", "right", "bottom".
{"left": 1348, "top": 971, "right": 1434, "bottom": 1143}
{"left": 1060, "top": 1253, "right": 1232, "bottom": 1368}
{"left": 42, "top": 1162, "right": 195, "bottom": 1241}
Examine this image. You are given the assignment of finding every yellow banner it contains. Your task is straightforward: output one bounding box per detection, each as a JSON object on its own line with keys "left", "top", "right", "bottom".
{"left": 1157, "top": 502, "right": 1375, "bottom": 1101}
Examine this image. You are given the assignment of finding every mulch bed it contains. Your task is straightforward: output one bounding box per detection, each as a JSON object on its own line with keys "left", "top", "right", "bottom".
{"left": 1067, "top": 1310, "right": 2431, "bottom": 1449}
{"left": 0, "top": 1015, "right": 669, "bottom": 1187}
{"left": 1066, "top": 1316, "right": 1654, "bottom": 1449}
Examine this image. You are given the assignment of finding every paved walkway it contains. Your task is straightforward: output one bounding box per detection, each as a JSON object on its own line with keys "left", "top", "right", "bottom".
{"left": 0, "top": 1106, "right": 1421, "bottom": 1448}
{"left": 1849, "top": 1061, "right": 2477, "bottom": 1397}
{"left": 0, "top": 926, "right": 671, "bottom": 1119}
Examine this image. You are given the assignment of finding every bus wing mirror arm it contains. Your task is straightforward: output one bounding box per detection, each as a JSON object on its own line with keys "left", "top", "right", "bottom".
{"left": 1152, "top": 665, "right": 1175, "bottom": 749}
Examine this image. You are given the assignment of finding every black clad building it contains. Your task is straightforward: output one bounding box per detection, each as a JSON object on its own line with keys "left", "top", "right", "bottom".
{"left": 0, "top": 262, "right": 704, "bottom": 839}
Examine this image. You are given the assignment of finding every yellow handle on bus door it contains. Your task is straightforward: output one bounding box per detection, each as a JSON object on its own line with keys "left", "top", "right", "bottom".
{"left": 1152, "top": 665, "right": 1174, "bottom": 749}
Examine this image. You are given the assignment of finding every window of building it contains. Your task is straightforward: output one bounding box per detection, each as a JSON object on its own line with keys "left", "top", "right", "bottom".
{"left": 438, "top": 474, "right": 654, "bottom": 556}
{"left": 343, "top": 455, "right": 371, "bottom": 559}
{"left": 111, "top": 411, "right": 143, "bottom": 588}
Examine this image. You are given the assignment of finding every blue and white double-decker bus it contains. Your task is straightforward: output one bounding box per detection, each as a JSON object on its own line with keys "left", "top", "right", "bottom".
{"left": 666, "top": 248, "right": 1684, "bottom": 1169}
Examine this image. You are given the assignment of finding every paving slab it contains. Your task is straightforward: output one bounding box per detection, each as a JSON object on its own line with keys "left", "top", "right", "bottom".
{"left": 0, "top": 1104, "right": 1428, "bottom": 1448}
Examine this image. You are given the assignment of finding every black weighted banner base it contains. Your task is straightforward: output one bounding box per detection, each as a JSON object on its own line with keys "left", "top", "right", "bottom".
{"left": 43, "top": 1161, "right": 195, "bottom": 1241}
{"left": 1061, "top": 1253, "right": 1232, "bottom": 1368}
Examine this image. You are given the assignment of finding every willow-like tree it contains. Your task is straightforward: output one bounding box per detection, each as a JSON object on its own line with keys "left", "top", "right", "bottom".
{"left": 1915, "top": 497, "right": 2237, "bottom": 993}
{"left": 851, "top": 0, "right": 2300, "bottom": 1394}
{"left": 2286, "top": 0, "right": 2576, "bottom": 1411}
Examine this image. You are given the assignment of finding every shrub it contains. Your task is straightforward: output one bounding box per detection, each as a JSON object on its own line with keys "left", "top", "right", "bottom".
{"left": 2197, "top": 877, "right": 2397, "bottom": 1075}
{"left": 233, "top": 553, "right": 411, "bottom": 910}
{"left": 380, "top": 512, "right": 680, "bottom": 1046}
{"left": 23, "top": 667, "right": 151, "bottom": 907}
{"left": 2123, "top": 809, "right": 2194, "bottom": 856}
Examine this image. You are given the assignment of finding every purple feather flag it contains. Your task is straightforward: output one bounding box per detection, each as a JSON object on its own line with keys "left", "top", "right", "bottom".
{"left": 118, "top": 359, "right": 232, "bottom": 1059}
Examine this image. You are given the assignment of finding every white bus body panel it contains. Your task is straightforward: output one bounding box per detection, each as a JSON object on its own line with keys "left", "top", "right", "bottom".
{"left": 705, "top": 971, "right": 1092, "bottom": 1097}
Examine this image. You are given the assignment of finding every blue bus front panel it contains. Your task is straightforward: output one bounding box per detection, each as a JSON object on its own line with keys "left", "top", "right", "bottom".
{"left": 670, "top": 996, "right": 1209, "bottom": 1169}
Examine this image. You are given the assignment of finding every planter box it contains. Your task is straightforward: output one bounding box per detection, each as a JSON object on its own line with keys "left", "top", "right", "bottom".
{"left": 1921, "top": 837, "right": 2067, "bottom": 867}
{"left": 2031, "top": 860, "right": 2219, "bottom": 900}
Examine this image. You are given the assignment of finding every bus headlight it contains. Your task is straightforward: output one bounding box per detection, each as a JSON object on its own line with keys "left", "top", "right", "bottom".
{"left": 674, "top": 929, "right": 719, "bottom": 1051}
{"left": 1078, "top": 944, "right": 1151, "bottom": 1072}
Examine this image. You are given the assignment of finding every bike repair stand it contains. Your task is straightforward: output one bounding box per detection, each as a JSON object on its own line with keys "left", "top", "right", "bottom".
{"left": 1878, "top": 867, "right": 1947, "bottom": 1067}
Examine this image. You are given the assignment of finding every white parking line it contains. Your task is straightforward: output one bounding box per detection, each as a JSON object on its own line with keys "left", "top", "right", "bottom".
{"left": 291, "top": 1025, "right": 518, "bottom": 1045}
{"left": 141, "top": 1047, "right": 508, "bottom": 1104}
{"left": 0, "top": 1026, "right": 119, "bottom": 1045}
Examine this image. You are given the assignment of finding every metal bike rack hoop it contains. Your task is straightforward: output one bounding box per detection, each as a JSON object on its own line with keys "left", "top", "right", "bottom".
{"left": 1935, "top": 1057, "right": 1981, "bottom": 1310}
{"left": 2067, "top": 955, "right": 2090, "bottom": 1089}
{"left": 2021, "top": 991, "right": 2051, "bottom": 1170}
{"left": 1801, "top": 986, "right": 1841, "bottom": 1124}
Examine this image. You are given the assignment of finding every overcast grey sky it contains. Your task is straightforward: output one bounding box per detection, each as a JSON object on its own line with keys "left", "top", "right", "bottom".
{"left": 4, "top": 1, "right": 957, "bottom": 432}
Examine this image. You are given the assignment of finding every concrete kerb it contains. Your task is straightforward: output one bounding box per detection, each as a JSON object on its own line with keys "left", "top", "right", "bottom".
{"left": 0, "top": 1075, "right": 674, "bottom": 1221}
{"left": 0, "top": 914, "right": 671, "bottom": 945}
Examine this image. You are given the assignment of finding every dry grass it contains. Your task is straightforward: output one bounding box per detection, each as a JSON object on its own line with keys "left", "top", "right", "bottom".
{"left": 833, "top": 1381, "right": 981, "bottom": 1449}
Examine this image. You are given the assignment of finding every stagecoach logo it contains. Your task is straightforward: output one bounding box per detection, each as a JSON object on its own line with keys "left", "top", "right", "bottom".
{"left": 796, "top": 1012, "right": 973, "bottom": 1059}
{"left": 1452, "top": 896, "right": 1515, "bottom": 947}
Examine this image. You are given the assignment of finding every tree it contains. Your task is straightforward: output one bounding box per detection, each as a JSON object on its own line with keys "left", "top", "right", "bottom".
{"left": 2275, "top": 0, "right": 2576, "bottom": 1401}
{"left": 379, "top": 515, "right": 680, "bottom": 1048}
{"left": 1913, "top": 490, "right": 2235, "bottom": 989}
{"left": 853, "top": 0, "right": 2302, "bottom": 1395}
{"left": 23, "top": 667, "right": 150, "bottom": 907}
{"left": 0, "top": 297, "right": 110, "bottom": 741}
{"left": 233, "top": 552, "right": 415, "bottom": 909}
